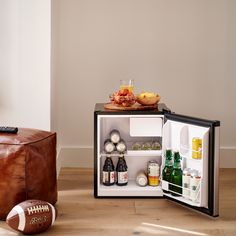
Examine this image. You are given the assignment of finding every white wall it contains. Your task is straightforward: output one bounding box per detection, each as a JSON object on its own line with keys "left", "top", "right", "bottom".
{"left": 52, "top": 0, "right": 236, "bottom": 163}
{"left": 1, "top": 1, "right": 234, "bottom": 167}
{"left": 0, "top": 0, "right": 51, "bottom": 130}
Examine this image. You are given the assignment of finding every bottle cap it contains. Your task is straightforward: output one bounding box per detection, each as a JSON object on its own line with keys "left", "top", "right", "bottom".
{"left": 183, "top": 168, "right": 191, "bottom": 175}
{"left": 166, "top": 149, "right": 172, "bottom": 158}
{"left": 119, "top": 153, "right": 124, "bottom": 158}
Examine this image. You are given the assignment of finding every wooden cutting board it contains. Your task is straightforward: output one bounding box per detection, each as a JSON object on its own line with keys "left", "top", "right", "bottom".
{"left": 104, "top": 103, "right": 158, "bottom": 111}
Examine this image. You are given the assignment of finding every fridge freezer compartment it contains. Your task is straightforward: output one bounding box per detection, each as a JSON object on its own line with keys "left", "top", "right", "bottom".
{"left": 130, "top": 117, "right": 163, "bottom": 137}
{"left": 162, "top": 180, "right": 202, "bottom": 207}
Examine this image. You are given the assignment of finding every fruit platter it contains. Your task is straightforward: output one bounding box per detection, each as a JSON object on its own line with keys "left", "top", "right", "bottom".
{"left": 104, "top": 88, "right": 161, "bottom": 111}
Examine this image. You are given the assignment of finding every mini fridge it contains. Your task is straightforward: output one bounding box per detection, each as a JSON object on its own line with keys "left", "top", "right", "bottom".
{"left": 94, "top": 103, "right": 220, "bottom": 217}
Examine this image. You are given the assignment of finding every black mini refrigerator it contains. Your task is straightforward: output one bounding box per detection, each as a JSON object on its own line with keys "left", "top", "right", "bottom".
{"left": 94, "top": 103, "right": 220, "bottom": 217}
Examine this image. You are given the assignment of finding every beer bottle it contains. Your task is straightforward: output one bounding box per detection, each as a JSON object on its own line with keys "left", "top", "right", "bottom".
{"left": 102, "top": 155, "right": 115, "bottom": 186}
{"left": 162, "top": 149, "right": 173, "bottom": 193}
{"left": 116, "top": 139, "right": 127, "bottom": 153}
{"left": 116, "top": 154, "right": 128, "bottom": 186}
{"left": 104, "top": 139, "right": 115, "bottom": 153}
{"left": 170, "top": 151, "right": 182, "bottom": 196}
{"left": 110, "top": 129, "right": 120, "bottom": 144}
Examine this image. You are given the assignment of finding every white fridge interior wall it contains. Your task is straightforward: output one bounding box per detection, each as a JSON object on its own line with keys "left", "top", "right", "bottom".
{"left": 0, "top": 1, "right": 235, "bottom": 166}
{"left": 97, "top": 115, "right": 163, "bottom": 197}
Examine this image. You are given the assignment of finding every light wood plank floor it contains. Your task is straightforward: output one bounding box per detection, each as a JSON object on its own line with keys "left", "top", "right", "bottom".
{"left": 1, "top": 168, "right": 236, "bottom": 236}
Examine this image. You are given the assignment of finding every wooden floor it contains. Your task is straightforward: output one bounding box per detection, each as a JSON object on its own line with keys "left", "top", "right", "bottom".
{"left": 1, "top": 168, "right": 236, "bottom": 236}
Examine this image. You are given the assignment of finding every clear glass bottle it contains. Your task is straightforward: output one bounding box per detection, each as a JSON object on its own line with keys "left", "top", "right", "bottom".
{"left": 162, "top": 149, "right": 173, "bottom": 193}
{"left": 170, "top": 151, "right": 182, "bottom": 196}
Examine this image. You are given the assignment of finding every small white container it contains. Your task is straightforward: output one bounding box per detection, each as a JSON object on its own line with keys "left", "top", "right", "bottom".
{"left": 136, "top": 171, "right": 148, "bottom": 187}
{"left": 182, "top": 168, "right": 191, "bottom": 199}
{"left": 190, "top": 170, "right": 201, "bottom": 202}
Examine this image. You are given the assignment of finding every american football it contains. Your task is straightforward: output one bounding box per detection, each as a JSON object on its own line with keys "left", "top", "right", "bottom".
{"left": 6, "top": 199, "right": 57, "bottom": 234}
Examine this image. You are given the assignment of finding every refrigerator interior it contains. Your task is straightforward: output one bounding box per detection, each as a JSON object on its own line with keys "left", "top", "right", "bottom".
{"left": 162, "top": 119, "right": 210, "bottom": 208}
{"left": 97, "top": 114, "right": 210, "bottom": 207}
{"left": 97, "top": 115, "right": 164, "bottom": 197}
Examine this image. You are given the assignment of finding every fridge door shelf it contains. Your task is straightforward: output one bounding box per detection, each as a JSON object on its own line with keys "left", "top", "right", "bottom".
{"left": 99, "top": 180, "right": 163, "bottom": 197}
{"left": 162, "top": 180, "right": 202, "bottom": 207}
{"left": 180, "top": 145, "right": 203, "bottom": 161}
{"left": 126, "top": 150, "right": 162, "bottom": 157}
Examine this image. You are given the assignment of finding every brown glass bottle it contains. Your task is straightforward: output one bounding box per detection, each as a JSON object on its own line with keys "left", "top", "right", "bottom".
{"left": 102, "top": 155, "right": 115, "bottom": 186}
{"left": 116, "top": 154, "right": 128, "bottom": 186}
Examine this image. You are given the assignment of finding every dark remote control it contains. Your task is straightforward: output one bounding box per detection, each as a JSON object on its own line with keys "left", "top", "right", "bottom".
{"left": 0, "top": 127, "right": 18, "bottom": 134}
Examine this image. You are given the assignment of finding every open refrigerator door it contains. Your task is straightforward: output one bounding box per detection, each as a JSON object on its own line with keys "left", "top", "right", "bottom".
{"left": 162, "top": 112, "right": 220, "bottom": 216}
{"left": 162, "top": 119, "right": 209, "bottom": 208}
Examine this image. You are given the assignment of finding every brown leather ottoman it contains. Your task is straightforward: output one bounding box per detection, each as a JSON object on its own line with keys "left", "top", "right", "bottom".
{"left": 0, "top": 128, "right": 57, "bottom": 220}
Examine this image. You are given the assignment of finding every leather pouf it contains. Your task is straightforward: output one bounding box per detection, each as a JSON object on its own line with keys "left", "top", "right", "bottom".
{"left": 0, "top": 128, "right": 57, "bottom": 220}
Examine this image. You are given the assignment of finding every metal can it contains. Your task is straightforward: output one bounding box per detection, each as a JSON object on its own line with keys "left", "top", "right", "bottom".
{"left": 182, "top": 168, "right": 191, "bottom": 199}
{"left": 192, "top": 137, "right": 202, "bottom": 159}
{"left": 136, "top": 171, "right": 148, "bottom": 187}
{"left": 198, "top": 139, "right": 202, "bottom": 159}
{"left": 147, "top": 161, "right": 160, "bottom": 186}
{"left": 190, "top": 170, "right": 201, "bottom": 202}
{"left": 104, "top": 139, "right": 115, "bottom": 153}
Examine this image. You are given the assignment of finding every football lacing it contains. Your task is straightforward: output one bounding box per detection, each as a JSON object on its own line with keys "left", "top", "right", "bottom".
{"left": 27, "top": 205, "right": 49, "bottom": 215}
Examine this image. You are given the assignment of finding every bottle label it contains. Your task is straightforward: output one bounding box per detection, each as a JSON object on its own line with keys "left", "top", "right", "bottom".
{"left": 148, "top": 176, "right": 160, "bottom": 186}
{"left": 110, "top": 171, "right": 115, "bottom": 183}
{"left": 183, "top": 175, "right": 191, "bottom": 198}
{"left": 118, "top": 172, "right": 128, "bottom": 184}
{"left": 103, "top": 171, "right": 115, "bottom": 184}
{"left": 103, "top": 172, "right": 109, "bottom": 183}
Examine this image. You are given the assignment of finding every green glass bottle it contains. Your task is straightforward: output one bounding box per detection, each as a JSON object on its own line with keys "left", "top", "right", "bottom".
{"left": 170, "top": 151, "right": 182, "bottom": 196}
{"left": 162, "top": 149, "right": 173, "bottom": 193}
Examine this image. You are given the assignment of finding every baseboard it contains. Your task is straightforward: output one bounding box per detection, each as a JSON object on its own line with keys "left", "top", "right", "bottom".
{"left": 56, "top": 146, "right": 62, "bottom": 179}
{"left": 58, "top": 146, "right": 93, "bottom": 168}
{"left": 220, "top": 147, "right": 236, "bottom": 168}
{"left": 57, "top": 147, "right": 236, "bottom": 172}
